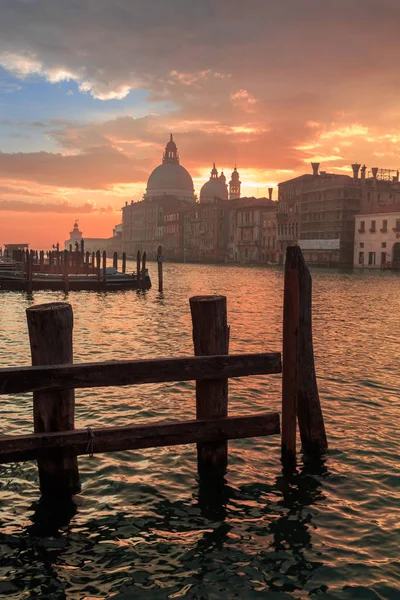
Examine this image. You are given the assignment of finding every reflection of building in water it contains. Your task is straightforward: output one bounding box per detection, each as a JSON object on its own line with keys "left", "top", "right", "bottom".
{"left": 64, "top": 220, "right": 122, "bottom": 254}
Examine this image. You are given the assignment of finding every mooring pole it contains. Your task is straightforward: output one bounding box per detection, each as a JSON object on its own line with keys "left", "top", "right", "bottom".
{"left": 157, "top": 245, "right": 163, "bottom": 293}
{"left": 289, "top": 246, "right": 328, "bottom": 456}
{"left": 281, "top": 250, "right": 300, "bottom": 467}
{"left": 102, "top": 250, "right": 107, "bottom": 284}
{"left": 136, "top": 250, "right": 141, "bottom": 288}
{"left": 26, "top": 302, "right": 80, "bottom": 498}
{"left": 141, "top": 251, "right": 147, "bottom": 289}
{"left": 113, "top": 252, "right": 118, "bottom": 270}
{"left": 63, "top": 250, "right": 69, "bottom": 293}
{"left": 122, "top": 252, "right": 126, "bottom": 274}
{"left": 189, "top": 295, "right": 229, "bottom": 477}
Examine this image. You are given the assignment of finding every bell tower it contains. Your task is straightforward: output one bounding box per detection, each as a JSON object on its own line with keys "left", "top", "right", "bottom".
{"left": 229, "top": 166, "right": 241, "bottom": 199}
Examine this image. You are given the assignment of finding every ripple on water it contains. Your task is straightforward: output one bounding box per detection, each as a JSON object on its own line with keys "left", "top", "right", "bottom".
{"left": 0, "top": 262, "right": 399, "bottom": 598}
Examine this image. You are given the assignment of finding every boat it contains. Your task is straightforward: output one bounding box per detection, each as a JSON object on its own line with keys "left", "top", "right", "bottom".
{"left": 0, "top": 266, "right": 151, "bottom": 291}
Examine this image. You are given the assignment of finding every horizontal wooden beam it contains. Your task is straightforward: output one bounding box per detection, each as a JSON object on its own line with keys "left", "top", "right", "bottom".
{"left": 0, "top": 413, "right": 280, "bottom": 464}
{"left": 0, "top": 352, "right": 281, "bottom": 395}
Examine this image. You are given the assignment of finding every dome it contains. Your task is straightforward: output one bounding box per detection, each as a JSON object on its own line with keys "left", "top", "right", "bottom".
{"left": 144, "top": 134, "right": 196, "bottom": 202}
{"left": 200, "top": 164, "right": 228, "bottom": 203}
{"left": 146, "top": 162, "right": 194, "bottom": 195}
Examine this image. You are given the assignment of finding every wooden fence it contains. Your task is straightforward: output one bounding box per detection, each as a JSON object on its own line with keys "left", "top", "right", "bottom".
{"left": 0, "top": 246, "right": 327, "bottom": 499}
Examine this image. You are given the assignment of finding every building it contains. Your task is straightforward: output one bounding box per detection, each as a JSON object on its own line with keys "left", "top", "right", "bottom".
{"left": 200, "top": 164, "right": 229, "bottom": 203}
{"left": 276, "top": 174, "right": 311, "bottom": 263}
{"left": 144, "top": 135, "right": 196, "bottom": 203}
{"left": 354, "top": 204, "right": 400, "bottom": 269}
{"left": 64, "top": 221, "right": 122, "bottom": 254}
{"left": 233, "top": 196, "right": 277, "bottom": 263}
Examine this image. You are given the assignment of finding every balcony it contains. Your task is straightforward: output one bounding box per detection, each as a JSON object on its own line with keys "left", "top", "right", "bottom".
{"left": 369, "top": 228, "right": 376, "bottom": 233}
{"left": 358, "top": 228, "right": 365, "bottom": 233}
{"left": 380, "top": 228, "right": 388, "bottom": 233}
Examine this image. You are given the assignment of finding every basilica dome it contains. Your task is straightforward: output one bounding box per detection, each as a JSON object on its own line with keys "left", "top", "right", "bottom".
{"left": 200, "top": 164, "right": 229, "bottom": 203}
{"left": 145, "top": 135, "right": 195, "bottom": 202}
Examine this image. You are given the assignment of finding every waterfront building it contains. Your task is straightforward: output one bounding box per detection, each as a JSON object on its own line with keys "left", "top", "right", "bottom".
{"left": 233, "top": 196, "right": 277, "bottom": 263}
{"left": 64, "top": 220, "right": 121, "bottom": 254}
{"left": 144, "top": 135, "right": 196, "bottom": 203}
{"left": 353, "top": 204, "right": 400, "bottom": 269}
{"left": 276, "top": 174, "right": 311, "bottom": 263}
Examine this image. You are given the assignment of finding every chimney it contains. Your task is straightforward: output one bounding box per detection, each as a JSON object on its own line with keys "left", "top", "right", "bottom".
{"left": 125, "top": 201, "right": 128, "bottom": 206}
{"left": 351, "top": 163, "right": 361, "bottom": 180}
{"left": 360, "top": 164, "right": 366, "bottom": 182}
{"left": 371, "top": 167, "right": 378, "bottom": 179}
{"left": 311, "top": 162, "right": 320, "bottom": 176}
{"left": 268, "top": 187, "right": 273, "bottom": 201}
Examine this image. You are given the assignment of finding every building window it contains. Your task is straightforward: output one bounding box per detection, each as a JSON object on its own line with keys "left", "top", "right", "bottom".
{"left": 381, "top": 219, "right": 388, "bottom": 232}
{"left": 368, "top": 252, "right": 376, "bottom": 265}
{"left": 360, "top": 242, "right": 364, "bottom": 248}
{"left": 382, "top": 242, "right": 386, "bottom": 248}
{"left": 381, "top": 252, "right": 387, "bottom": 266}
{"left": 359, "top": 252, "right": 364, "bottom": 265}
{"left": 396, "top": 219, "right": 400, "bottom": 232}
{"left": 370, "top": 220, "right": 376, "bottom": 233}
{"left": 359, "top": 221, "right": 365, "bottom": 233}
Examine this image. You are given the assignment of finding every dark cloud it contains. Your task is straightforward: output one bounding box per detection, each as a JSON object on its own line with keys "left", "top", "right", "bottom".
{"left": 0, "top": 199, "right": 114, "bottom": 213}
{"left": 0, "top": 147, "right": 150, "bottom": 189}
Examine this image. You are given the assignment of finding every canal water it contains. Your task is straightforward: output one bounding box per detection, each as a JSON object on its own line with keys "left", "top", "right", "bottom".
{"left": 0, "top": 262, "right": 399, "bottom": 599}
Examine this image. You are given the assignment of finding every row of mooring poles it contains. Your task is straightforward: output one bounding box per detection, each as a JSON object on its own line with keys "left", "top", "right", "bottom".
{"left": 281, "top": 245, "right": 328, "bottom": 468}
{"left": 19, "top": 249, "right": 128, "bottom": 276}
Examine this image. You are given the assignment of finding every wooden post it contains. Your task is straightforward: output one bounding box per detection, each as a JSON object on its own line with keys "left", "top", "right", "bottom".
{"left": 141, "top": 251, "right": 147, "bottom": 288}
{"left": 102, "top": 250, "right": 107, "bottom": 284}
{"left": 63, "top": 250, "right": 69, "bottom": 293}
{"left": 122, "top": 252, "right": 126, "bottom": 274}
{"left": 189, "top": 295, "right": 229, "bottom": 476}
{"left": 287, "top": 246, "right": 328, "bottom": 456}
{"left": 85, "top": 251, "right": 90, "bottom": 271}
{"left": 113, "top": 252, "right": 118, "bottom": 270}
{"left": 136, "top": 250, "right": 141, "bottom": 288}
{"left": 96, "top": 251, "right": 101, "bottom": 280}
{"left": 281, "top": 255, "right": 300, "bottom": 467}
{"left": 56, "top": 251, "right": 60, "bottom": 273}
{"left": 26, "top": 303, "right": 80, "bottom": 497}
{"left": 39, "top": 250, "right": 44, "bottom": 273}
{"left": 26, "top": 250, "right": 33, "bottom": 293}
{"left": 157, "top": 245, "right": 163, "bottom": 293}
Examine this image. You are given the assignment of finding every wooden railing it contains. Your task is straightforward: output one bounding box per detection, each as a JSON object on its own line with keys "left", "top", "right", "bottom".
{"left": 0, "top": 246, "right": 327, "bottom": 501}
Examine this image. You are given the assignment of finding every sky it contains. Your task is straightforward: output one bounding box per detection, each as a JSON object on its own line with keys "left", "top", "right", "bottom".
{"left": 1, "top": 0, "right": 400, "bottom": 248}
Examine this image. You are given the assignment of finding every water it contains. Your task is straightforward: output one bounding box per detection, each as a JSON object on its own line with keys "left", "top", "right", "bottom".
{"left": 0, "top": 262, "right": 399, "bottom": 599}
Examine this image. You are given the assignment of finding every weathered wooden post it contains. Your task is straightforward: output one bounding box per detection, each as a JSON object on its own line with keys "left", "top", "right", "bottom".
{"left": 26, "top": 250, "right": 33, "bottom": 294}
{"left": 91, "top": 252, "right": 95, "bottom": 273}
{"left": 136, "top": 250, "right": 141, "bottom": 288}
{"left": 85, "top": 251, "right": 90, "bottom": 271}
{"left": 189, "top": 295, "right": 229, "bottom": 476}
{"left": 63, "top": 250, "right": 69, "bottom": 293}
{"left": 287, "top": 245, "right": 328, "bottom": 456}
{"left": 102, "top": 250, "right": 107, "bottom": 284}
{"left": 141, "top": 251, "right": 147, "bottom": 288}
{"left": 96, "top": 250, "right": 101, "bottom": 279}
{"left": 26, "top": 303, "right": 80, "bottom": 497}
{"left": 39, "top": 250, "right": 44, "bottom": 273}
{"left": 122, "top": 252, "right": 126, "bottom": 274}
{"left": 157, "top": 245, "right": 163, "bottom": 293}
{"left": 113, "top": 252, "right": 118, "bottom": 270}
{"left": 56, "top": 251, "right": 61, "bottom": 273}
{"left": 48, "top": 251, "right": 53, "bottom": 273}
{"left": 281, "top": 250, "right": 300, "bottom": 466}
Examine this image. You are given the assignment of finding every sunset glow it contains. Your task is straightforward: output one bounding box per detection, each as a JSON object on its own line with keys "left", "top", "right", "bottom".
{"left": 2, "top": 1, "right": 400, "bottom": 247}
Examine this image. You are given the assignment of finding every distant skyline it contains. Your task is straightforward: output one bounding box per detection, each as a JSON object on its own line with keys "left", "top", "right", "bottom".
{"left": 2, "top": 0, "right": 400, "bottom": 247}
